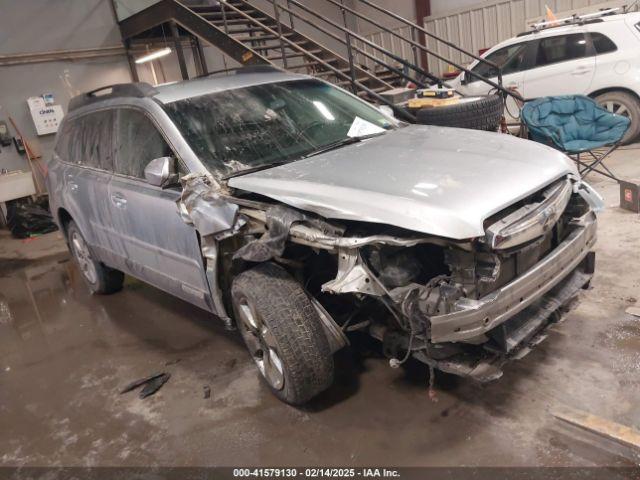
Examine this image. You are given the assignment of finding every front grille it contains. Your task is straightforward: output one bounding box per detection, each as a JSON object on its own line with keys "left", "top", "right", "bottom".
{"left": 485, "top": 178, "right": 573, "bottom": 250}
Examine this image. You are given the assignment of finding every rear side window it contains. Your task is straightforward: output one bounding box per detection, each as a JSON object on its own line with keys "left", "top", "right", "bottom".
{"left": 114, "top": 109, "right": 172, "bottom": 179}
{"left": 54, "top": 120, "right": 76, "bottom": 161}
{"left": 591, "top": 32, "right": 617, "bottom": 54}
{"left": 534, "top": 33, "right": 588, "bottom": 67}
{"left": 79, "top": 110, "right": 115, "bottom": 171}
{"left": 54, "top": 111, "right": 114, "bottom": 171}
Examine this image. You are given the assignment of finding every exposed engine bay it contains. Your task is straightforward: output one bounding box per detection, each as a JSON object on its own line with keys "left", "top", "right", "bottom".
{"left": 179, "top": 173, "right": 600, "bottom": 382}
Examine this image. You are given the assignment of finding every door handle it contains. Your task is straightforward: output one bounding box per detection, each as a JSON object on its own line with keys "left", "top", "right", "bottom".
{"left": 65, "top": 173, "right": 78, "bottom": 192}
{"left": 110, "top": 193, "right": 127, "bottom": 209}
{"left": 571, "top": 67, "right": 591, "bottom": 75}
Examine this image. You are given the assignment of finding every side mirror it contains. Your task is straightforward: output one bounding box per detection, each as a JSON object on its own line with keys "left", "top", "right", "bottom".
{"left": 144, "top": 156, "right": 179, "bottom": 188}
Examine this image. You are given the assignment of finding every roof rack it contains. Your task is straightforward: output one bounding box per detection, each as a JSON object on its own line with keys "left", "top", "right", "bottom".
{"left": 68, "top": 82, "right": 158, "bottom": 111}
{"left": 528, "top": 7, "right": 621, "bottom": 32}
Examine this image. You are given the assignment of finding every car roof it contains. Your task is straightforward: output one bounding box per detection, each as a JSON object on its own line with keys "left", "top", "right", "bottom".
{"left": 67, "top": 68, "right": 310, "bottom": 113}
{"left": 153, "top": 69, "right": 309, "bottom": 104}
{"left": 501, "top": 11, "right": 640, "bottom": 46}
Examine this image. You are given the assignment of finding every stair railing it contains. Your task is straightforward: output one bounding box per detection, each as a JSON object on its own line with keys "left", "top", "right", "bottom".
{"left": 218, "top": 0, "right": 417, "bottom": 121}
{"left": 259, "top": 0, "right": 439, "bottom": 88}
{"left": 342, "top": 0, "right": 523, "bottom": 100}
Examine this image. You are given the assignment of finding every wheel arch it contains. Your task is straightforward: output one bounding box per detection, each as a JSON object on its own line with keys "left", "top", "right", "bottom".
{"left": 57, "top": 207, "right": 73, "bottom": 236}
{"left": 588, "top": 86, "right": 640, "bottom": 101}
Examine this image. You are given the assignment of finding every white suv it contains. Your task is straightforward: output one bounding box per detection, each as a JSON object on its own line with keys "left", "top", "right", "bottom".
{"left": 452, "top": 11, "right": 640, "bottom": 143}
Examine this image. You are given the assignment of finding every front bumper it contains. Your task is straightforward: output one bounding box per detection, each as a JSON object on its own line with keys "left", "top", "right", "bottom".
{"left": 429, "top": 210, "right": 597, "bottom": 343}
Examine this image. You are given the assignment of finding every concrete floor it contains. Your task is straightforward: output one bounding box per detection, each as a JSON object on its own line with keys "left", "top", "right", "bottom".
{"left": 1, "top": 146, "right": 640, "bottom": 467}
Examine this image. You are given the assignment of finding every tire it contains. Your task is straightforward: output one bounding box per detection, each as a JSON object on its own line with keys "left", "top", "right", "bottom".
{"left": 594, "top": 91, "right": 640, "bottom": 145}
{"left": 231, "top": 262, "right": 334, "bottom": 405}
{"left": 415, "top": 95, "right": 503, "bottom": 131}
{"left": 66, "top": 221, "right": 124, "bottom": 294}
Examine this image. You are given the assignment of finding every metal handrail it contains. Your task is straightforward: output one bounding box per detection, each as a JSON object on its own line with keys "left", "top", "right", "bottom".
{"left": 218, "top": 0, "right": 417, "bottom": 121}
{"left": 268, "top": 0, "right": 432, "bottom": 88}
{"left": 284, "top": 0, "right": 443, "bottom": 86}
{"left": 274, "top": 0, "right": 522, "bottom": 101}
{"left": 350, "top": 0, "right": 499, "bottom": 74}
{"left": 321, "top": 0, "right": 524, "bottom": 100}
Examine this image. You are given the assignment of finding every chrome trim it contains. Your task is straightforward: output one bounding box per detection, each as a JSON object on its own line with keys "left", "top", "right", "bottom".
{"left": 430, "top": 211, "right": 596, "bottom": 343}
{"left": 485, "top": 179, "right": 573, "bottom": 250}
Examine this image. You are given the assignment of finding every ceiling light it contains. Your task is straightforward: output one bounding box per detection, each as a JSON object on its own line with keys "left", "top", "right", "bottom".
{"left": 135, "top": 47, "right": 172, "bottom": 64}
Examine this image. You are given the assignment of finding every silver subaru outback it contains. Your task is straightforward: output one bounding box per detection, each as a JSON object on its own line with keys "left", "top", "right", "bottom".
{"left": 47, "top": 68, "right": 603, "bottom": 404}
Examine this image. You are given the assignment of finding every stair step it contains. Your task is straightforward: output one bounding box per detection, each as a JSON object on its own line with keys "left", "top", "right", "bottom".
{"left": 200, "top": 10, "right": 260, "bottom": 19}
{"left": 223, "top": 25, "right": 271, "bottom": 34}
{"left": 234, "top": 33, "right": 294, "bottom": 42}
{"left": 289, "top": 59, "right": 341, "bottom": 69}
{"left": 209, "top": 18, "right": 265, "bottom": 26}
{"left": 336, "top": 75, "right": 379, "bottom": 85}
{"left": 267, "top": 49, "right": 322, "bottom": 61}
{"left": 190, "top": 2, "right": 246, "bottom": 11}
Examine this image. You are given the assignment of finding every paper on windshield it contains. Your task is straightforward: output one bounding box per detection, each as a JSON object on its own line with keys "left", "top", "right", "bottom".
{"left": 347, "top": 116, "right": 386, "bottom": 138}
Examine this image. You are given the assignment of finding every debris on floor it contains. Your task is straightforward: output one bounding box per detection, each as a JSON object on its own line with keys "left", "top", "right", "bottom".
{"left": 203, "top": 385, "right": 211, "bottom": 399}
{"left": 6, "top": 197, "right": 58, "bottom": 239}
{"left": 120, "top": 372, "right": 171, "bottom": 399}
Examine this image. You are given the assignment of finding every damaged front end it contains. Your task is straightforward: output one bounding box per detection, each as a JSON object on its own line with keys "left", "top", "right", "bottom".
{"left": 179, "top": 172, "right": 601, "bottom": 383}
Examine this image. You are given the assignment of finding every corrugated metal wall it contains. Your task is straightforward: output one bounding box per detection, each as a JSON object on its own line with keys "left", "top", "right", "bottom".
{"left": 423, "top": 0, "right": 635, "bottom": 75}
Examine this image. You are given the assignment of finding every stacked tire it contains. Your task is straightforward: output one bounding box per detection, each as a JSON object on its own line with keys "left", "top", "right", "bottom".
{"left": 414, "top": 94, "right": 503, "bottom": 132}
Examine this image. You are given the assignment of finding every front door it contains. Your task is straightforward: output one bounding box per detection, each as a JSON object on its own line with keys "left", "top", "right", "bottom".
{"left": 459, "top": 41, "right": 530, "bottom": 124}
{"left": 108, "top": 107, "right": 211, "bottom": 310}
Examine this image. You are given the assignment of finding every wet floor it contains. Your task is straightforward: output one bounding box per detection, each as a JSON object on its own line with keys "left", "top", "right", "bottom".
{"left": 2, "top": 153, "right": 640, "bottom": 467}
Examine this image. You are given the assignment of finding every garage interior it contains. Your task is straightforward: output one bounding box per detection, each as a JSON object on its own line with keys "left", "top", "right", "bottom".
{"left": 1, "top": 0, "right": 640, "bottom": 475}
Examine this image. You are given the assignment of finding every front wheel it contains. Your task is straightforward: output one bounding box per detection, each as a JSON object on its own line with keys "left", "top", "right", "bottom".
{"left": 231, "top": 263, "right": 334, "bottom": 405}
{"left": 595, "top": 91, "right": 640, "bottom": 144}
{"left": 66, "top": 221, "right": 124, "bottom": 294}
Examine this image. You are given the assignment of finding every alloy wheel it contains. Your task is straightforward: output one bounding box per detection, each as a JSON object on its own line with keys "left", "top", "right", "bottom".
{"left": 236, "top": 299, "right": 285, "bottom": 390}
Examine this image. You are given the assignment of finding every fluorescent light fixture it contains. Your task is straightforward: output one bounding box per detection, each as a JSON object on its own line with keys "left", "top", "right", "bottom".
{"left": 135, "top": 47, "right": 171, "bottom": 64}
{"left": 313, "top": 100, "right": 335, "bottom": 121}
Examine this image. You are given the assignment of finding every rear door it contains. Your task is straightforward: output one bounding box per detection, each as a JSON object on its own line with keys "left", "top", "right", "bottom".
{"left": 523, "top": 32, "right": 596, "bottom": 98}
{"left": 55, "top": 110, "right": 116, "bottom": 264}
{"left": 108, "top": 107, "right": 211, "bottom": 310}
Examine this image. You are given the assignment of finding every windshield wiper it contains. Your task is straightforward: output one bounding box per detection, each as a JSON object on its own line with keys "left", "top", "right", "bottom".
{"left": 302, "top": 131, "right": 386, "bottom": 159}
{"left": 222, "top": 160, "right": 290, "bottom": 180}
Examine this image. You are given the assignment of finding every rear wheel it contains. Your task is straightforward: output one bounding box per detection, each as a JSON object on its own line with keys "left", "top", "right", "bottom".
{"left": 231, "top": 263, "right": 334, "bottom": 405}
{"left": 595, "top": 91, "right": 640, "bottom": 144}
{"left": 66, "top": 221, "right": 124, "bottom": 294}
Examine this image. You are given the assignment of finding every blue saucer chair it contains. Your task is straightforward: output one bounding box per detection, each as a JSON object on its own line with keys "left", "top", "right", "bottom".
{"left": 521, "top": 95, "right": 630, "bottom": 181}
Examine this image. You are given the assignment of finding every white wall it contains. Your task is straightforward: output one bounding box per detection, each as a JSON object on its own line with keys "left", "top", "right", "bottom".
{"left": 0, "top": 0, "right": 132, "bottom": 175}
{"left": 354, "top": 0, "right": 416, "bottom": 36}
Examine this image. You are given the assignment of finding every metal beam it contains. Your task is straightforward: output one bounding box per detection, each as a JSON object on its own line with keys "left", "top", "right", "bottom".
{"left": 117, "top": 0, "right": 270, "bottom": 66}
{"left": 0, "top": 46, "right": 126, "bottom": 66}
{"left": 170, "top": 21, "right": 189, "bottom": 80}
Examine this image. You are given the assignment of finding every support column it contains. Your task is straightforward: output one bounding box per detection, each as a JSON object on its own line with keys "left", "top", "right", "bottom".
{"left": 414, "top": 0, "right": 431, "bottom": 70}
{"left": 170, "top": 21, "right": 189, "bottom": 80}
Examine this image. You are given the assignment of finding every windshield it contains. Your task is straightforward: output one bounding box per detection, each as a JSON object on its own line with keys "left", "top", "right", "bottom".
{"left": 163, "top": 79, "right": 398, "bottom": 177}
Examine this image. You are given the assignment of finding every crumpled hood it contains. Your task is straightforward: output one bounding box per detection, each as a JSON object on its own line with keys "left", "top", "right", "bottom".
{"left": 228, "top": 125, "right": 577, "bottom": 239}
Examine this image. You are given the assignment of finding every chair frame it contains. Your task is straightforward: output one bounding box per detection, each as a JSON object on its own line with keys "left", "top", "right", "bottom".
{"left": 571, "top": 144, "right": 620, "bottom": 181}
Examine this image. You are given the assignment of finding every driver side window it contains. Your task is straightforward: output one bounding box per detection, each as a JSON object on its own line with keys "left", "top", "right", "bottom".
{"left": 470, "top": 42, "right": 528, "bottom": 81}
{"left": 114, "top": 108, "right": 173, "bottom": 179}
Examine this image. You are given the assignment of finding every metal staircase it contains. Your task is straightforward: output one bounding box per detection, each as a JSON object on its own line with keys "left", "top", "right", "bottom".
{"left": 117, "top": 0, "right": 519, "bottom": 121}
